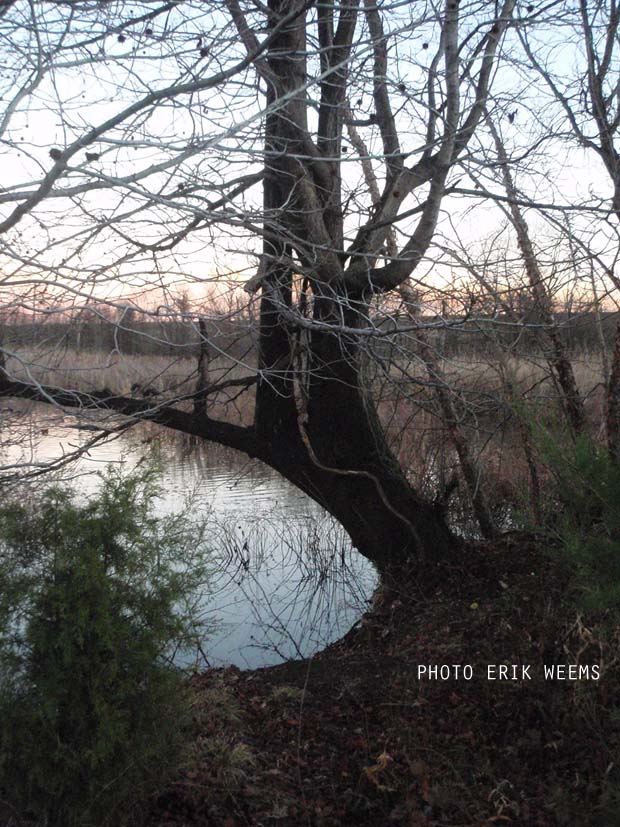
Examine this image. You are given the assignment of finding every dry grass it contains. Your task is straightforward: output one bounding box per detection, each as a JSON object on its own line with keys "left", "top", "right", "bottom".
{"left": 383, "top": 349, "right": 605, "bottom": 401}
{"left": 4, "top": 343, "right": 609, "bottom": 531}
{"left": 4, "top": 348, "right": 257, "bottom": 425}
{"left": 5, "top": 348, "right": 197, "bottom": 394}
{"left": 373, "top": 347, "right": 608, "bottom": 531}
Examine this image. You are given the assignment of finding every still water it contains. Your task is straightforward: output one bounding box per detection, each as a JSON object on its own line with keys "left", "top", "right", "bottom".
{"left": 0, "top": 404, "right": 377, "bottom": 669}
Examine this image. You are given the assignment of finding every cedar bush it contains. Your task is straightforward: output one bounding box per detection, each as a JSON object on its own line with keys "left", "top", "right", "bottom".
{"left": 0, "top": 463, "right": 214, "bottom": 826}
{"left": 542, "top": 434, "right": 620, "bottom": 614}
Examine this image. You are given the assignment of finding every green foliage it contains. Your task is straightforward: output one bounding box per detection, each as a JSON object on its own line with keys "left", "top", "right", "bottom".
{"left": 0, "top": 462, "right": 214, "bottom": 826}
{"left": 541, "top": 433, "right": 620, "bottom": 613}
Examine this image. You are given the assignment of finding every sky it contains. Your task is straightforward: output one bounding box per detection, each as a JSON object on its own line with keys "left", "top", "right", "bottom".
{"left": 0, "top": 0, "right": 617, "bottom": 321}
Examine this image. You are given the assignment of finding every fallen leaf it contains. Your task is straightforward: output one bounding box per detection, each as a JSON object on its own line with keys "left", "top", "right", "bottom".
{"left": 363, "top": 751, "right": 395, "bottom": 790}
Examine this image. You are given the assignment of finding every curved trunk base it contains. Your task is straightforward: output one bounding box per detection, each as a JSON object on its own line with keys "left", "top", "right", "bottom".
{"left": 265, "top": 428, "right": 460, "bottom": 575}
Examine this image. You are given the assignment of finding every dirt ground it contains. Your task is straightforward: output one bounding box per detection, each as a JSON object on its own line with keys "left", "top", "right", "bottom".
{"left": 149, "top": 535, "right": 620, "bottom": 826}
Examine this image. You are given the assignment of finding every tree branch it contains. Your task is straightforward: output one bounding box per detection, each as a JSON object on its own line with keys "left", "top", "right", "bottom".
{"left": 0, "top": 374, "right": 264, "bottom": 459}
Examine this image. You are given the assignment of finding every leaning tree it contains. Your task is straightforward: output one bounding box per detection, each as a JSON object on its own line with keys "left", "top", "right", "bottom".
{"left": 0, "top": 0, "right": 517, "bottom": 571}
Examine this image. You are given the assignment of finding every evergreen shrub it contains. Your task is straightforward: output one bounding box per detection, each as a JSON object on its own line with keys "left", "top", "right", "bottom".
{"left": 0, "top": 463, "right": 213, "bottom": 826}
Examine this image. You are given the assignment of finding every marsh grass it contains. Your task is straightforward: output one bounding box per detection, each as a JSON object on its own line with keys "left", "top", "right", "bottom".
{"left": 373, "top": 347, "right": 607, "bottom": 531}
{"left": 3, "top": 342, "right": 609, "bottom": 532}
{"left": 4, "top": 349, "right": 257, "bottom": 424}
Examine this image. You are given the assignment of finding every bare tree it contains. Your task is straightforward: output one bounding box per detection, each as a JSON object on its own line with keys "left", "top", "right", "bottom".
{"left": 0, "top": 0, "right": 518, "bottom": 572}
{"left": 485, "top": 114, "right": 586, "bottom": 436}
{"left": 518, "top": 0, "right": 620, "bottom": 455}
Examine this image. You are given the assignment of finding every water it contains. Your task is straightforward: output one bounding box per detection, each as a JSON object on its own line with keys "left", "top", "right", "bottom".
{"left": 0, "top": 403, "right": 377, "bottom": 669}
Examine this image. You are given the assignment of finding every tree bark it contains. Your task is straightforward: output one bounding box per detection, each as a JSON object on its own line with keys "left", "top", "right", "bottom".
{"left": 300, "top": 293, "right": 458, "bottom": 570}
{"left": 242, "top": 2, "right": 460, "bottom": 572}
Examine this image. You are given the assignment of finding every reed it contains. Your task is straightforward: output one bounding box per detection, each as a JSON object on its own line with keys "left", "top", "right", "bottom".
{"left": 3, "top": 342, "right": 610, "bottom": 532}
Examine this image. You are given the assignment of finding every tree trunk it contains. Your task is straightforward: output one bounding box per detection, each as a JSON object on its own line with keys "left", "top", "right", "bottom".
{"left": 305, "top": 306, "right": 458, "bottom": 570}
{"left": 248, "top": 0, "right": 458, "bottom": 573}
{"left": 252, "top": 276, "right": 459, "bottom": 573}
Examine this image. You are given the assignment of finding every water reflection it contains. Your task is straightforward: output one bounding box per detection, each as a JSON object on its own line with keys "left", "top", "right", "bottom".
{"left": 0, "top": 403, "right": 377, "bottom": 669}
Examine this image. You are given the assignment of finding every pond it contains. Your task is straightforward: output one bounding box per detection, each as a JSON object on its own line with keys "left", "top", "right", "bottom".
{"left": 0, "top": 403, "right": 378, "bottom": 669}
